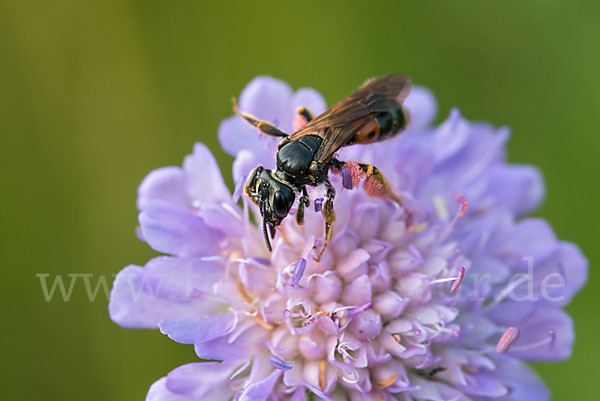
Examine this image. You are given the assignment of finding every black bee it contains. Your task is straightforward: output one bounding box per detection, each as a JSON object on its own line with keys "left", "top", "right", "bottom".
{"left": 234, "top": 74, "right": 412, "bottom": 259}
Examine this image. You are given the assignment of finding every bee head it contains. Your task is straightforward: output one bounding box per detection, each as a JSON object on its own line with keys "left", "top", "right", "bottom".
{"left": 244, "top": 166, "right": 295, "bottom": 251}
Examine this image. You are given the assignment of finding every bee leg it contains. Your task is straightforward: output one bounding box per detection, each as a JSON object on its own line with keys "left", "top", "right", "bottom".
{"left": 356, "top": 163, "right": 403, "bottom": 204}
{"left": 293, "top": 107, "right": 314, "bottom": 130}
{"left": 231, "top": 97, "right": 288, "bottom": 138}
{"left": 315, "top": 182, "right": 336, "bottom": 262}
{"left": 358, "top": 163, "right": 413, "bottom": 225}
{"left": 296, "top": 187, "right": 310, "bottom": 226}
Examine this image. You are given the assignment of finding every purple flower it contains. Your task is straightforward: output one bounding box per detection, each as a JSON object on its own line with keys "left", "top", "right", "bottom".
{"left": 110, "top": 76, "right": 587, "bottom": 401}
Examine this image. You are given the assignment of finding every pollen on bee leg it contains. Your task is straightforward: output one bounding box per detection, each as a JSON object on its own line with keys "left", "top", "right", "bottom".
{"left": 293, "top": 107, "right": 314, "bottom": 131}
{"left": 342, "top": 162, "right": 364, "bottom": 188}
{"left": 292, "top": 114, "right": 308, "bottom": 131}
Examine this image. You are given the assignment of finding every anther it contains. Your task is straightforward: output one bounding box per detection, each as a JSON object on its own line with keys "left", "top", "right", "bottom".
{"left": 347, "top": 301, "right": 372, "bottom": 318}
{"left": 342, "top": 167, "right": 352, "bottom": 190}
{"left": 253, "top": 315, "right": 274, "bottom": 330}
{"left": 269, "top": 355, "right": 293, "bottom": 371}
{"left": 314, "top": 197, "right": 324, "bottom": 212}
{"left": 292, "top": 258, "right": 306, "bottom": 287}
{"left": 428, "top": 266, "right": 466, "bottom": 293}
{"left": 374, "top": 373, "right": 397, "bottom": 389}
{"left": 319, "top": 360, "right": 326, "bottom": 391}
{"left": 456, "top": 194, "right": 468, "bottom": 217}
{"left": 236, "top": 276, "right": 254, "bottom": 303}
{"left": 450, "top": 267, "right": 466, "bottom": 293}
{"left": 496, "top": 326, "right": 519, "bottom": 353}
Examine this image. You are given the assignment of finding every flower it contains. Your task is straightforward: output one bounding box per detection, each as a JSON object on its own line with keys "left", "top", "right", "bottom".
{"left": 109, "top": 76, "right": 587, "bottom": 401}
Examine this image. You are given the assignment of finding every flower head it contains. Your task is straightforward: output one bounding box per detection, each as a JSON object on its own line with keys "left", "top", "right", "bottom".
{"left": 110, "top": 76, "right": 587, "bottom": 401}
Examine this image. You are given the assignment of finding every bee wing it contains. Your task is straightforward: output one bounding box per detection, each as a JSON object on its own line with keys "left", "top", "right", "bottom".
{"left": 288, "top": 74, "right": 411, "bottom": 164}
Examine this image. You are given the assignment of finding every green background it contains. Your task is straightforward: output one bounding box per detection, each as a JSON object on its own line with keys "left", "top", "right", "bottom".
{"left": 1, "top": 1, "right": 597, "bottom": 400}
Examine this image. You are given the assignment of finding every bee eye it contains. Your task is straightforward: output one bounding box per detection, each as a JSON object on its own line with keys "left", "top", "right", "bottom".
{"left": 273, "top": 191, "right": 289, "bottom": 217}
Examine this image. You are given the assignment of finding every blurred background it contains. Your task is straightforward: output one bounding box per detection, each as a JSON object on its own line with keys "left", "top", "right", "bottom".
{"left": 1, "top": 0, "right": 597, "bottom": 400}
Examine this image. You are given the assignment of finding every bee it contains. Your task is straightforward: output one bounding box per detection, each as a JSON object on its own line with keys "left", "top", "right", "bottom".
{"left": 234, "top": 74, "right": 412, "bottom": 260}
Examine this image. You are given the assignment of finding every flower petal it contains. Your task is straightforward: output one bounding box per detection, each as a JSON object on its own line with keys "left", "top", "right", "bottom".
{"left": 139, "top": 200, "right": 222, "bottom": 257}
{"left": 183, "top": 143, "right": 231, "bottom": 204}
{"left": 290, "top": 87, "right": 327, "bottom": 117}
{"left": 166, "top": 362, "right": 237, "bottom": 398}
{"left": 508, "top": 307, "right": 574, "bottom": 361}
{"left": 492, "top": 356, "right": 549, "bottom": 401}
{"left": 194, "top": 324, "right": 269, "bottom": 361}
{"left": 404, "top": 86, "right": 437, "bottom": 131}
{"left": 219, "top": 76, "right": 292, "bottom": 159}
{"left": 109, "top": 257, "right": 222, "bottom": 328}
{"left": 238, "top": 369, "right": 281, "bottom": 401}
{"left": 484, "top": 164, "right": 545, "bottom": 216}
{"left": 146, "top": 378, "right": 196, "bottom": 401}
{"left": 159, "top": 314, "right": 236, "bottom": 344}
{"left": 138, "top": 167, "right": 190, "bottom": 211}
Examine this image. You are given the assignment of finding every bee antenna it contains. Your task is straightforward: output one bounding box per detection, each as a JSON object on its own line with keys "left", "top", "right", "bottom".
{"left": 262, "top": 218, "right": 272, "bottom": 252}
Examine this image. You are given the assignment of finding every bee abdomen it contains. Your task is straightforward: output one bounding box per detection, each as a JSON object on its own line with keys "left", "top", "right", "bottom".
{"left": 353, "top": 106, "right": 409, "bottom": 144}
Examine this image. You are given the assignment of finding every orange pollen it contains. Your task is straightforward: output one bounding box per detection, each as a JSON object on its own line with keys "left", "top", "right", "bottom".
{"left": 319, "top": 360, "right": 326, "bottom": 391}
{"left": 374, "top": 373, "right": 397, "bottom": 389}
{"left": 392, "top": 333, "right": 401, "bottom": 343}
{"left": 236, "top": 277, "right": 254, "bottom": 303}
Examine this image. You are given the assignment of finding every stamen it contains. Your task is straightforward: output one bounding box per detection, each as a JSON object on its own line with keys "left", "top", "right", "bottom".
{"left": 433, "top": 194, "right": 470, "bottom": 245}
{"left": 269, "top": 356, "right": 293, "bottom": 371}
{"left": 496, "top": 326, "right": 519, "bottom": 353}
{"left": 374, "top": 373, "right": 397, "bottom": 389}
{"left": 292, "top": 258, "right": 306, "bottom": 287}
{"left": 253, "top": 315, "right": 274, "bottom": 330}
{"left": 342, "top": 167, "right": 352, "bottom": 190}
{"left": 432, "top": 195, "right": 449, "bottom": 220}
{"left": 450, "top": 267, "right": 466, "bottom": 293}
{"left": 392, "top": 333, "right": 402, "bottom": 343}
{"left": 510, "top": 328, "right": 557, "bottom": 352}
{"left": 314, "top": 198, "right": 324, "bottom": 212}
{"left": 347, "top": 301, "right": 372, "bottom": 318}
{"left": 319, "top": 360, "right": 326, "bottom": 391}
{"left": 236, "top": 276, "right": 254, "bottom": 303}
{"left": 428, "top": 266, "right": 466, "bottom": 293}
{"left": 456, "top": 194, "right": 469, "bottom": 217}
